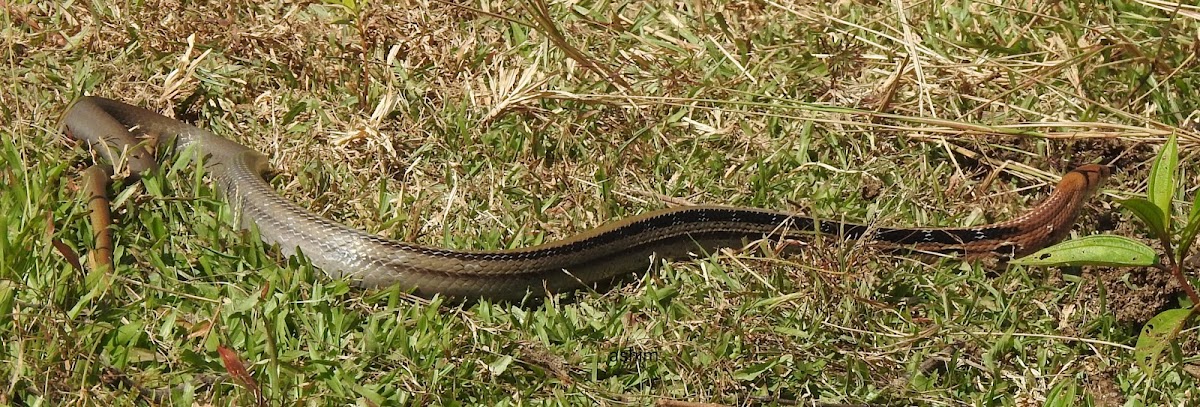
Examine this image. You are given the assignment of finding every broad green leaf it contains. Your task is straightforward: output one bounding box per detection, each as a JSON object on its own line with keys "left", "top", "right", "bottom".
{"left": 1011, "top": 235, "right": 1159, "bottom": 267}
{"left": 1179, "top": 191, "right": 1200, "bottom": 260}
{"left": 1118, "top": 198, "right": 1168, "bottom": 238}
{"left": 1147, "top": 135, "right": 1178, "bottom": 219}
{"left": 1134, "top": 307, "right": 1193, "bottom": 375}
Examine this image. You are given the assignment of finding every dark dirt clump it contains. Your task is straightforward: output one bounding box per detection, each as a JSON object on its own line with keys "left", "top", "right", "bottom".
{"left": 1087, "top": 266, "right": 1180, "bottom": 324}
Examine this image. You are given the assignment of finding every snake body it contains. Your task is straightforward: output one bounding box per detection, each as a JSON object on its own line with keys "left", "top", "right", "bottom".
{"left": 63, "top": 97, "right": 1109, "bottom": 302}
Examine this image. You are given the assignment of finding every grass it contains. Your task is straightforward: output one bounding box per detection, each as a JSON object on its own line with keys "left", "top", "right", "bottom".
{"left": 3, "top": 0, "right": 1200, "bottom": 405}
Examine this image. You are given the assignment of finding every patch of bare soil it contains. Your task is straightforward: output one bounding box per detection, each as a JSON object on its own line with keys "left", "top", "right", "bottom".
{"left": 952, "top": 134, "right": 1155, "bottom": 176}
{"left": 1059, "top": 137, "right": 1158, "bottom": 172}
{"left": 1087, "top": 266, "right": 1180, "bottom": 324}
{"left": 1083, "top": 368, "right": 1124, "bottom": 407}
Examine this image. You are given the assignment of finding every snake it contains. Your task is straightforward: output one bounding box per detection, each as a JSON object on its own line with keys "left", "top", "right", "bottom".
{"left": 62, "top": 96, "right": 1110, "bottom": 302}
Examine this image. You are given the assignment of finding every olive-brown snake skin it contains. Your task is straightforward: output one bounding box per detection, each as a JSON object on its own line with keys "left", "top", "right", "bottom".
{"left": 63, "top": 96, "right": 1110, "bottom": 302}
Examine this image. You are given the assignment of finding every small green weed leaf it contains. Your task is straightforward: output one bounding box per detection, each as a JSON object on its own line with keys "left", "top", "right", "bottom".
{"left": 1134, "top": 307, "right": 1193, "bottom": 375}
{"left": 1044, "top": 377, "right": 1078, "bottom": 407}
{"left": 68, "top": 267, "right": 114, "bottom": 319}
{"left": 0, "top": 211, "right": 7, "bottom": 271}
{"left": 1179, "top": 192, "right": 1200, "bottom": 260}
{"left": 983, "top": 329, "right": 1014, "bottom": 373}
{"left": 227, "top": 292, "right": 261, "bottom": 314}
{"left": 1118, "top": 198, "right": 1168, "bottom": 238}
{"left": 0, "top": 281, "right": 13, "bottom": 332}
{"left": 488, "top": 355, "right": 514, "bottom": 376}
{"left": 350, "top": 383, "right": 385, "bottom": 406}
{"left": 114, "top": 321, "right": 146, "bottom": 345}
{"left": 1147, "top": 134, "right": 1178, "bottom": 218}
{"left": 1011, "top": 235, "right": 1158, "bottom": 267}
{"left": 733, "top": 355, "right": 789, "bottom": 381}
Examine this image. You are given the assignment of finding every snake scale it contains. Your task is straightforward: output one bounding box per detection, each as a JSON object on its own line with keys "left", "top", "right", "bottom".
{"left": 63, "top": 96, "right": 1109, "bottom": 302}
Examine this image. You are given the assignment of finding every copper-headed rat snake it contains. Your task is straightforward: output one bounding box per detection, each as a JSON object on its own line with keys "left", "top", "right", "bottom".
{"left": 63, "top": 97, "right": 1109, "bottom": 302}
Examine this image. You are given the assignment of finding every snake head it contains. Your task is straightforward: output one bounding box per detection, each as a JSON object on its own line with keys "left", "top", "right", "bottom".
{"left": 1071, "top": 164, "right": 1111, "bottom": 197}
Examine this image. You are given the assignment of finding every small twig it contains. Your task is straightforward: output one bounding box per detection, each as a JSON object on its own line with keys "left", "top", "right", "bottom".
{"left": 430, "top": 0, "right": 534, "bottom": 27}
{"left": 1156, "top": 260, "right": 1200, "bottom": 307}
{"left": 655, "top": 400, "right": 727, "bottom": 407}
{"left": 872, "top": 54, "right": 908, "bottom": 116}
{"left": 1148, "top": 221, "right": 1200, "bottom": 305}
{"left": 355, "top": 5, "right": 371, "bottom": 109}
{"left": 522, "top": 0, "right": 631, "bottom": 91}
